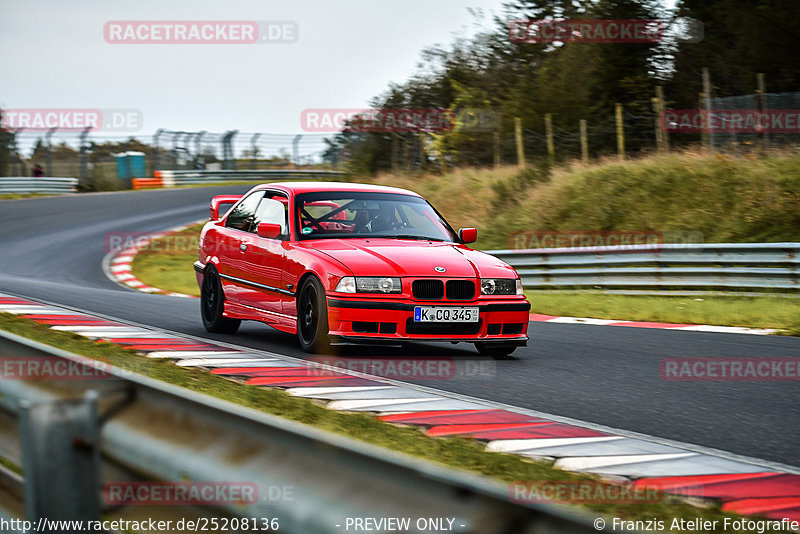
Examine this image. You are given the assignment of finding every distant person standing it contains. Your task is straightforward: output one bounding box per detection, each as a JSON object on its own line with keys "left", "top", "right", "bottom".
{"left": 32, "top": 163, "right": 44, "bottom": 177}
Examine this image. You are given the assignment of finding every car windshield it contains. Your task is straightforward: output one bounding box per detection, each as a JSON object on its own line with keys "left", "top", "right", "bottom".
{"left": 295, "top": 191, "right": 456, "bottom": 242}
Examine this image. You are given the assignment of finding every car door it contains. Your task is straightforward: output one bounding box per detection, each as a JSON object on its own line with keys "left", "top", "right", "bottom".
{"left": 219, "top": 190, "right": 265, "bottom": 304}
{"left": 237, "top": 192, "right": 289, "bottom": 318}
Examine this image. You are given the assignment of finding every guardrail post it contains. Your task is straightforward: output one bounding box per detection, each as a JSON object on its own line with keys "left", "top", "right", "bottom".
{"left": 19, "top": 391, "right": 101, "bottom": 531}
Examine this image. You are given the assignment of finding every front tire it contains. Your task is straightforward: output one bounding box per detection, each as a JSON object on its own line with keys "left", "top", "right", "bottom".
{"left": 475, "top": 342, "right": 518, "bottom": 360}
{"left": 201, "top": 266, "right": 241, "bottom": 334}
{"left": 297, "top": 276, "right": 330, "bottom": 353}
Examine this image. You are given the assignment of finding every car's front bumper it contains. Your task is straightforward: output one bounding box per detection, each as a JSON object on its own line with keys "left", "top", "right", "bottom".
{"left": 326, "top": 297, "right": 530, "bottom": 345}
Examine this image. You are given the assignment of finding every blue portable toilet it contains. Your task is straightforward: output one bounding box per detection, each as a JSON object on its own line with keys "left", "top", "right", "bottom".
{"left": 115, "top": 151, "right": 146, "bottom": 179}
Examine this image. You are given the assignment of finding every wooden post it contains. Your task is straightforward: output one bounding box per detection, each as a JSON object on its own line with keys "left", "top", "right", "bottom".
{"left": 699, "top": 92, "right": 708, "bottom": 150}
{"left": 544, "top": 113, "right": 555, "bottom": 163}
{"left": 756, "top": 73, "right": 768, "bottom": 154}
{"left": 391, "top": 133, "right": 398, "bottom": 174}
{"left": 514, "top": 117, "right": 525, "bottom": 169}
{"left": 418, "top": 132, "right": 426, "bottom": 169}
{"left": 652, "top": 96, "right": 662, "bottom": 151}
{"left": 656, "top": 86, "right": 669, "bottom": 152}
{"left": 579, "top": 119, "right": 588, "bottom": 163}
{"left": 653, "top": 86, "right": 669, "bottom": 152}
{"left": 493, "top": 112, "right": 502, "bottom": 168}
{"left": 403, "top": 135, "right": 410, "bottom": 172}
{"left": 615, "top": 103, "right": 625, "bottom": 160}
{"left": 702, "top": 67, "right": 713, "bottom": 151}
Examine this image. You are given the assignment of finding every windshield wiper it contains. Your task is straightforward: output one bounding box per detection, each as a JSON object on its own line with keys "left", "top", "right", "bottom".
{"left": 377, "top": 234, "right": 447, "bottom": 242}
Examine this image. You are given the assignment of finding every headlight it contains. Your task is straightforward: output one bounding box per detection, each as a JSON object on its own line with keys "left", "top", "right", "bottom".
{"left": 480, "top": 278, "right": 518, "bottom": 295}
{"left": 335, "top": 276, "right": 401, "bottom": 294}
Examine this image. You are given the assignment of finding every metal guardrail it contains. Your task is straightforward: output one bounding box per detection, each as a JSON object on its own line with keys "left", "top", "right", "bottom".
{"left": 158, "top": 169, "right": 346, "bottom": 184}
{"left": 0, "top": 177, "right": 78, "bottom": 195}
{"left": 488, "top": 243, "right": 800, "bottom": 290}
{"left": 0, "top": 330, "right": 610, "bottom": 534}
{"left": 132, "top": 169, "right": 348, "bottom": 189}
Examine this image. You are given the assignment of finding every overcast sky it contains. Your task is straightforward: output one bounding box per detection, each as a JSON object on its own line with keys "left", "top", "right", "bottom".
{"left": 1, "top": 0, "right": 506, "bottom": 142}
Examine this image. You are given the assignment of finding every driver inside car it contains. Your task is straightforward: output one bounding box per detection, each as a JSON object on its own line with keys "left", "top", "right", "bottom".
{"left": 364, "top": 206, "right": 398, "bottom": 232}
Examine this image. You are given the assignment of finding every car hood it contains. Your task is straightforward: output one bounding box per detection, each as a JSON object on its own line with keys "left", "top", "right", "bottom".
{"left": 302, "top": 239, "right": 517, "bottom": 279}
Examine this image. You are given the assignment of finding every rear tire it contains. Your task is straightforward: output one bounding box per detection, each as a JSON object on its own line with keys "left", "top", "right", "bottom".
{"left": 475, "top": 342, "right": 518, "bottom": 360}
{"left": 201, "top": 266, "right": 241, "bottom": 334}
{"left": 297, "top": 276, "right": 330, "bottom": 353}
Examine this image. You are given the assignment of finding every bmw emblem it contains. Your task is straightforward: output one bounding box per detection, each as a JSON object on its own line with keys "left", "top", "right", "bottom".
{"left": 434, "top": 266, "right": 446, "bottom": 273}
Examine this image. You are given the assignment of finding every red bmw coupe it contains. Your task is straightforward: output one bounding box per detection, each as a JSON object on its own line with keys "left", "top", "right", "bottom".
{"left": 195, "top": 182, "right": 530, "bottom": 357}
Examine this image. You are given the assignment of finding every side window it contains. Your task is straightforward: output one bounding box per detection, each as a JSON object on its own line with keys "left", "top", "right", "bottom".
{"left": 225, "top": 191, "right": 264, "bottom": 231}
{"left": 253, "top": 194, "right": 289, "bottom": 238}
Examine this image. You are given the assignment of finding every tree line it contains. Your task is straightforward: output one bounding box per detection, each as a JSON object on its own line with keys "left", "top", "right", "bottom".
{"left": 322, "top": 0, "right": 800, "bottom": 174}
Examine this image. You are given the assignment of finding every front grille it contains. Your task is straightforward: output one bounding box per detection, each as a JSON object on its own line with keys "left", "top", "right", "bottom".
{"left": 406, "top": 318, "right": 482, "bottom": 335}
{"left": 446, "top": 280, "right": 475, "bottom": 300}
{"left": 412, "top": 279, "right": 444, "bottom": 300}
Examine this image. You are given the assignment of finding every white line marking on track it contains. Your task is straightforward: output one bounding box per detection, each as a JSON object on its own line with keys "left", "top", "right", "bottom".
{"left": 487, "top": 437, "right": 622, "bottom": 452}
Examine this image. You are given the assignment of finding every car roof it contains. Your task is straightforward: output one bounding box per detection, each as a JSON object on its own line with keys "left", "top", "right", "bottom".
{"left": 254, "top": 181, "right": 422, "bottom": 197}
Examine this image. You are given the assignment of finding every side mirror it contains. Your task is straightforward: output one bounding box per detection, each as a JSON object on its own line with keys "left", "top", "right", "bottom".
{"left": 210, "top": 195, "right": 242, "bottom": 220}
{"left": 458, "top": 228, "right": 477, "bottom": 244}
{"left": 257, "top": 222, "right": 283, "bottom": 239}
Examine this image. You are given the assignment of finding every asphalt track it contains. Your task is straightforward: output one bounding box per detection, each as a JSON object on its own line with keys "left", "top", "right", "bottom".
{"left": 0, "top": 187, "right": 798, "bottom": 467}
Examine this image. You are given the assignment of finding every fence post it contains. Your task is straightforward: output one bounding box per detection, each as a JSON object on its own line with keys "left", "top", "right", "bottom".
{"left": 579, "top": 119, "right": 588, "bottom": 163}
{"left": 615, "top": 103, "right": 625, "bottom": 160}
{"left": 403, "top": 135, "right": 411, "bottom": 172}
{"left": 653, "top": 86, "right": 669, "bottom": 152}
{"left": 419, "top": 132, "right": 426, "bottom": 169}
{"left": 514, "top": 117, "right": 525, "bottom": 168}
{"left": 151, "top": 129, "right": 163, "bottom": 175}
{"left": 250, "top": 133, "right": 261, "bottom": 169}
{"left": 544, "top": 113, "right": 555, "bottom": 164}
{"left": 79, "top": 127, "right": 90, "bottom": 185}
{"left": 292, "top": 134, "right": 302, "bottom": 168}
{"left": 493, "top": 112, "right": 502, "bottom": 168}
{"left": 756, "top": 73, "right": 768, "bottom": 154}
{"left": 702, "top": 67, "right": 713, "bottom": 152}
{"left": 391, "top": 133, "right": 399, "bottom": 174}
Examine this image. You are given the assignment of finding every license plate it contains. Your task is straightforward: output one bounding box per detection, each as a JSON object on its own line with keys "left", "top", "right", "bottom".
{"left": 413, "top": 306, "right": 479, "bottom": 323}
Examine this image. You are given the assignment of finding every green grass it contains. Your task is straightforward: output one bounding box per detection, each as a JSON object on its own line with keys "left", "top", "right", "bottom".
{"left": 527, "top": 292, "right": 800, "bottom": 335}
{"left": 0, "top": 193, "right": 59, "bottom": 200}
{"left": 130, "top": 224, "right": 203, "bottom": 296}
{"left": 0, "top": 311, "right": 790, "bottom": 531}
{"left": 362, "top": 150, "right": 800, "bottom": 250}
